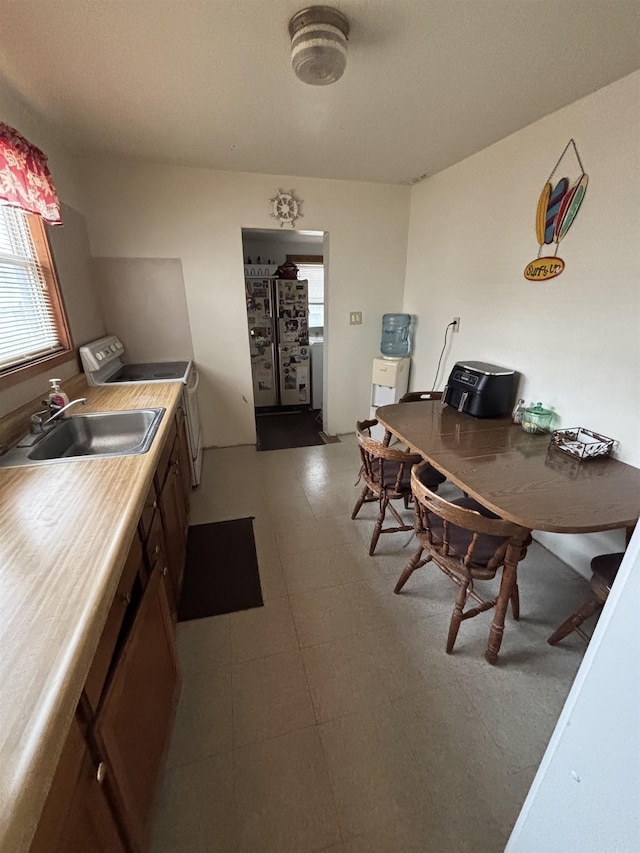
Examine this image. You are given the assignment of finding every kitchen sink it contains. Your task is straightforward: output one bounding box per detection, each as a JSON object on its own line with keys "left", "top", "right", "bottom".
{"left": 0, "top": 408, "right": 165, "bottom": 468}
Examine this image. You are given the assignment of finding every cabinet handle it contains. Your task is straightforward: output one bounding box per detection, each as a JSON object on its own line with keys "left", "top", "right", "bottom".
{"left": 155, "top": 545, "right": 160, "bottom": 555}
{"left": 96, "top": 762, "right": 106, "bottom": 784}
{"left": 120, "top": 591, "right": 131, "bottom": 605}
{"left": 152, "top": 500, "right": 158, "bottom": 509}
{"left": 162, "top": 566, "right": 168, "bottom": 577}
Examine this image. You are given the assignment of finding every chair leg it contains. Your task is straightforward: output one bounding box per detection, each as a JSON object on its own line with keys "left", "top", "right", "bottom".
{"left": 351, "top": 484, "right": 370, "bottom": 520}
{"left": 394, "top": 546, "right": 425, "bottom": 593}
{"left": 447, "top": 578, "right": 470, "bottom": 653}
{"left": 369, "top": 495, "right": 388, "bottom": 555}
{"left": 547, "top": 597, "right": 602, "bottom": 646}
{"left": 510, "top": 581, "right": 520, "bottom": 621}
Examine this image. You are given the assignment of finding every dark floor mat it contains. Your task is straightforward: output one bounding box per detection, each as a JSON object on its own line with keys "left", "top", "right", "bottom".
{"left": 178, "top": 518, "right": 263, "bottom": 621}
{"left": 256, "top": 409, "right": 325, "bottom": 451}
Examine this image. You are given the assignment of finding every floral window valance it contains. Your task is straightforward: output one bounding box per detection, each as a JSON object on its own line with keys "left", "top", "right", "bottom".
{"left": 0, "top": 122, "right": 62, "bottom": 224}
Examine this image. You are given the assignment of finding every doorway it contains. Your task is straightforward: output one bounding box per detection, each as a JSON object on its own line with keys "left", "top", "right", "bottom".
{"left": 241, "top": 228, "right": 331, "bottom": 451}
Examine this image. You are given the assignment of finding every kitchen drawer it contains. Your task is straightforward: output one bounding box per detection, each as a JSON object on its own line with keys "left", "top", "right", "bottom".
{"left": 84, "top": 535, "right": 143, "bottom": 714}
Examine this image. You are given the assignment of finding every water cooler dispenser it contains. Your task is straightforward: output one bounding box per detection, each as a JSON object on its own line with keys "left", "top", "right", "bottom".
{"left": 368, "top": 314, "right": 412, "bottom": 440}
{"left": 380, "top": 313, "right": 411, "bottom": 358}
{"left": 369, "top": 357, "right": 410, "bottom": 441}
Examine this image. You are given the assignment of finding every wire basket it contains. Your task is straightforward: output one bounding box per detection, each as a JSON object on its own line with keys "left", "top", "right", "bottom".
{"left": 551, "top": 427, "right": 616, "bottom": 461}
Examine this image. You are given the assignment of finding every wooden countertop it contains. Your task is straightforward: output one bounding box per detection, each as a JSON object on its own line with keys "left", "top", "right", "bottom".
{"left": 0, "top": 378, "right": 184, "bottom": 853}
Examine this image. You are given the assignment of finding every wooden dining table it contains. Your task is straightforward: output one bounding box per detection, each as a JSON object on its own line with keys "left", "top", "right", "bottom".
{"left": 376, "top": 401, "right": 640, "bottom": 663}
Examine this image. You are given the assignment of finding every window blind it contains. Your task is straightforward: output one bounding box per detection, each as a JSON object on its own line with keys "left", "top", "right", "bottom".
{"left": 0, "top": 206, "right": 63, "bottom": 371}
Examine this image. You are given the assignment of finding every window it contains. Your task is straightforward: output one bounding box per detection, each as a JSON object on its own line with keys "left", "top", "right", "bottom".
{"left": 0, "top": 205, "right": 72, "bottom": 388}
{"left": 288, "top": 256, "right": 324, "bottom": 329}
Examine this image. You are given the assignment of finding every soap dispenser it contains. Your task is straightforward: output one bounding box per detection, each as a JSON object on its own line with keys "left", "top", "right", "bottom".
{"left": 48, "top": 378, "right": 69, "bottom": 410}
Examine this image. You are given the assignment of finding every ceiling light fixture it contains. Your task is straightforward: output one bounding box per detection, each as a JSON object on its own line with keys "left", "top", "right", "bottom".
{"left": 288, "top": 6, "right": 350, "bottom": 86}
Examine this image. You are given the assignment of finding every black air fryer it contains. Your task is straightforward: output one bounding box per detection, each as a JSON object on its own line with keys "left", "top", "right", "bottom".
{"left": 443, "top": 361, "right": 515, "bottom": 418}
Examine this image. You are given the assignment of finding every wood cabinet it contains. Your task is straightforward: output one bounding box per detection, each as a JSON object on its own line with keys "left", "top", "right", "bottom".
{"left": 84, "top": 536, "right": 143, "bottom": 714}
{"left": 152, "top": 407, "right": 190, "bottom": 618}
{"left": 158, "top": 450, "right": 188, "bottom": 613}
{"left": 30, "top": 408, "right": 191, "bottom": 853}
{"left": 29, "top": 714, "right": 126, "bottom": 853}
{"left": 93, "top": 568, "right": 180, "bottom": 853}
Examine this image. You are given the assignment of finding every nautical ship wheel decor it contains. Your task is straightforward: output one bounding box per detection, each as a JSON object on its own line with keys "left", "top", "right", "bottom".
{"left": 270, "top": 189, "right": 303, "bottom": 228}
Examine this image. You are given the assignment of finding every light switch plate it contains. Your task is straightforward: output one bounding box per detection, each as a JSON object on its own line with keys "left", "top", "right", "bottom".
{"left": 350, "top": 311, "right": 362, "bottom": 325}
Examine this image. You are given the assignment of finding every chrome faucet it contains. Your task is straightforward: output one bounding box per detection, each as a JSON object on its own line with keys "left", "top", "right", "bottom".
{"left": 30, "top": 398, "right": 87, "bottom": 433}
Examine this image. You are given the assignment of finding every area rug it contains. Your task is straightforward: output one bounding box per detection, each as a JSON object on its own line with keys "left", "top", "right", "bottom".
{"left": 177, "top": 518, "right": 263, "bottom": 621}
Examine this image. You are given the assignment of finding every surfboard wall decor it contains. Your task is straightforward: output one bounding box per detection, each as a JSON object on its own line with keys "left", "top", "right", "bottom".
{"left": 556, "top": 174, "right": 589, "bottom": 242}
{"left": 536, "top": 183, "right": 551, "bottom": 245}
{"left": 544, "top": 178, "right": 569, "bottom": 244}
{"left": 525, "top": 139, "right": 588, "bottom": 282}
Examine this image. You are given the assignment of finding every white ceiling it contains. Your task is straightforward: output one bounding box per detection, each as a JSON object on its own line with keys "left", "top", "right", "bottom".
{"left": 1, "top": 1, "right": 639, "bottom": 185}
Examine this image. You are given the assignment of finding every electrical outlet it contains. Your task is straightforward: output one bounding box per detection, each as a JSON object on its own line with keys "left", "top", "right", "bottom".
{"left": 349, "top": 311, "right": 362, "bottom": 325}
{"left": 452, "top": 316, "right": 460, "bottom": 333}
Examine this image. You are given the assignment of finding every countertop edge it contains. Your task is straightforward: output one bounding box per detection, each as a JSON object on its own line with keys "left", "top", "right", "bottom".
{"left": 0, "top": 379, "right": 183, "bottom": 853}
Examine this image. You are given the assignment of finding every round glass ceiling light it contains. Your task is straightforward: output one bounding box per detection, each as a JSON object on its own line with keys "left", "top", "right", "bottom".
{"left": 289, "top": 6, "right": 350, "bottom": 86}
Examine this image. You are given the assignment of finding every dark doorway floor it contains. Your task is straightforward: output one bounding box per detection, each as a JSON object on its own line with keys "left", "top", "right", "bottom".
{"left": 255, "top": 409, "right": 334, "bottom": 451}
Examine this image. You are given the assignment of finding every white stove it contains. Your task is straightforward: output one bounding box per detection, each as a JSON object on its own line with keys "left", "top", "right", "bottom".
{"left": 79, "top": 336, "right": 192, "bottom": 386}
{"left": 79, "top": 336, "right": 202, "bottom": 486}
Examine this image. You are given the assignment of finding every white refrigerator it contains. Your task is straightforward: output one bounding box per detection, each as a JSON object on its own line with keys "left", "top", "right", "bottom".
{"left": 246, "top": 277, "right": 310, "bottom": 407}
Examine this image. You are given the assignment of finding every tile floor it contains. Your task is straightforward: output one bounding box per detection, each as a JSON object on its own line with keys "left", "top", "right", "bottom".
{"left": 151, "top": 438, "right": 591, "bottom": 853}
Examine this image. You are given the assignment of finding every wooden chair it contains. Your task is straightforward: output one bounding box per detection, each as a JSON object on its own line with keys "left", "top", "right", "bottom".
{"left": 398, "top": 390, "right": 443, "bottom": 404}
{"left": 383, "top": 390, "right": 447, "bottom": 487}
{"left": 394, "top": 462, "right": 531, "bottom": 654}
{"left": 382, "top": 391, "right": 443, "bottom": 447}
{"left": 547, "top": 552, "right": 624, "bottom": 645}
{"left": 352, "top": 420, "right": 445, "bottom": 556}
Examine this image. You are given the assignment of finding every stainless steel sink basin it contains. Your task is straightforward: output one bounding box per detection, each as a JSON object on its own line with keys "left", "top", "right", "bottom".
{"left": 0, "top": 408, "right": 165, "bottom": 468}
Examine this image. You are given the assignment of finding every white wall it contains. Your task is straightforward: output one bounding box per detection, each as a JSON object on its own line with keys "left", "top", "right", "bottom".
{"left": 0, "top": 83, "right": 104, "bottom": 417}
{"left": 0, "top": 82, "right": 85, "bottom": 215}
{"left": 92, "top": 258, "right": 193, "bottom": 362}
{"left": 403, "top": 71, "right": 640, "bottom": 574}
{"left": 76, "top": 159, "right": 411, "bottom": 446}
{"left": 506, "top": 524, "right": 640, "bottom": 853}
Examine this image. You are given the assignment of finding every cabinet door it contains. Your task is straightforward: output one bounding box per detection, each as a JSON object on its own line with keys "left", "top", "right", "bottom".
{"left": 84, "top": 535, "right": 144, "bottom": 714}
{"left": 175, "top": 407, "right": 192, "bottom": 505}
{"left": 30, "top": 715, "right": 125, "bottom": 853}
{"left": 158, "top": 448, "right": 189, "bottom": 610}
{"left": 154, "top": 418, "right": 177, "bottom": 495}
{"left": 146, "top": 505, "right": 177, "bottom": 617}
{"left": 138, "top": 479, "right": 159, "bottom": 545}
{"left": 94, "top": 569, "right": 180, "bottom": 853}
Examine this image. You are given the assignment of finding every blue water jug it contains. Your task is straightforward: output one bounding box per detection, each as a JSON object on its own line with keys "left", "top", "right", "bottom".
{"left": 381, "top": 313, "right": 411, "bottom": 358}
